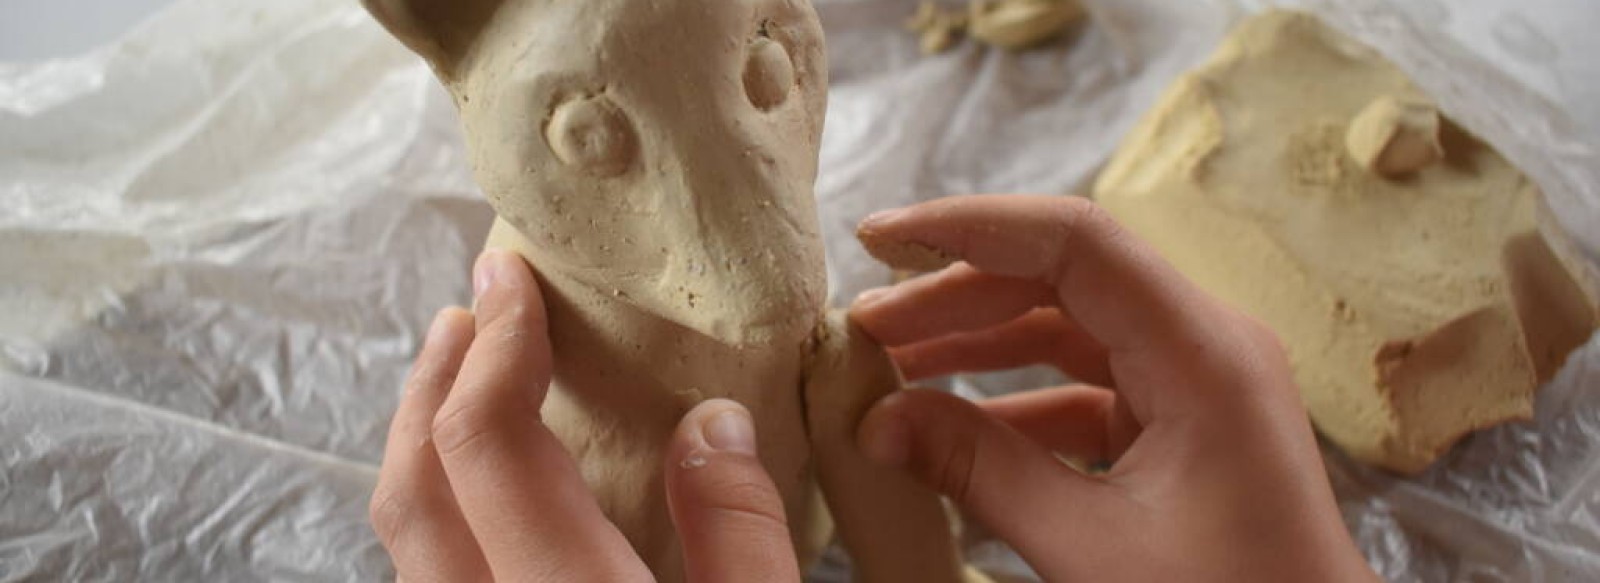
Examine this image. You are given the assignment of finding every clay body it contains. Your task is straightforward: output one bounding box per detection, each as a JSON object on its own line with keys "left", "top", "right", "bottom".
{"left": 1094, "top": 11, "right": 1598, "bottom": 474}
{"left": 363, "top": 0, "right": 971, "bottom": 580}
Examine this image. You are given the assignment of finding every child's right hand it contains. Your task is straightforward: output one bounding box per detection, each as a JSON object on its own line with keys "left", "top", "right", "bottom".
{"left": 851, "top": 194, "right": 1378, "bottom": 582}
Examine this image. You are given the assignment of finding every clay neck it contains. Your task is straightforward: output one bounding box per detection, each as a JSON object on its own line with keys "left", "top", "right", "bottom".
{"left": 531, "top": 264, "right": 816, "bottom": 406}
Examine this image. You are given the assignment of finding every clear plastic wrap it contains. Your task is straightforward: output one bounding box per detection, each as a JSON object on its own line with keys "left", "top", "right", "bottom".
{"left": 2, "top": 0, "right": 1596, "bottom": 580}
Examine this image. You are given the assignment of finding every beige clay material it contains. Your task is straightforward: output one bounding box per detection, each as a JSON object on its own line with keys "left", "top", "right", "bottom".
{"left": 906, "top": 1, "right": 969, "bottom": 55}
{"left": 364, "top": 0, "right": 975, "bottom": 580}
{"left": 1345, "top": 95, "right": 1444, "bottom": 178}
{"left": 968, "top": 0, "right": 1084, "bottom": 50}
{"left": 906, "top": 0, "right": 1082, "bottom": 54}
{"left": 857, "top": 232, "right": 961, "bottom": 273}
{"left": 1094, "top": 11, "right": 1598, "bottom": 474}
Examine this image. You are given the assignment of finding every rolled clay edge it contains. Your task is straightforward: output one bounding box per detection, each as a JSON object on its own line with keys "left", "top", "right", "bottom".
{"left": 802, "top": 310, "right": 973, "bottom": 583}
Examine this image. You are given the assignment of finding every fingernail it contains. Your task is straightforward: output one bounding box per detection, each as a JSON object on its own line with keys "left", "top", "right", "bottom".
{"left": 854, "top": 287, "right": 891, "bottom": 308}
{"left": 424, "top": 308, "right": 453, "bottom": 348}
{"left": 701, "top": 408, "right": 758, "bottom": 455}
{"left": 861, "top": 208, "right": 907, "bottom": 228}
{"left": 408, "top": 309, "right": 455, "bottom": 396}
{"left": 861, "top": 413, "right": 911, "bottom": 468}
{"left": 473, "top": 250, "right": 505, "bottom": 299}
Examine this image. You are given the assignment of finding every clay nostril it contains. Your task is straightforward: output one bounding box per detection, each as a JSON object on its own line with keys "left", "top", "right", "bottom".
{"left": 744, "top": 36, "right": 795, "bottom": 111}
{"left": 546, "top": 94, "right": 636, "bottom": 176}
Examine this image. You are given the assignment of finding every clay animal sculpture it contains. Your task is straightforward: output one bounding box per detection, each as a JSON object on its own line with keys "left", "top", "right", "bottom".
{"left": 362, "top": 0, "right": 978, "bottom": 580}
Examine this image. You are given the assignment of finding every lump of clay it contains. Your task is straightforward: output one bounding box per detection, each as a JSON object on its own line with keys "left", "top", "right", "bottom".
{"left": 969, "top": 0, "right": 1083, "bottom": 50}
{"left": 1345, "top": 95, "right": 1444, "bottom": 178}
{"left": 906, "top": 0, "right": 1082, "bottom": 54}
{"left": 906, "top": 1, "right": 970, "bottom": 54}
{"left": 1094, "top": 11, "right": 1599, "bottom": 474}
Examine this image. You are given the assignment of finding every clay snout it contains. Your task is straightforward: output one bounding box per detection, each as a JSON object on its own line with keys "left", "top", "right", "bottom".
{"left": 638, "top": 172, "right": 827, "bottom": 348}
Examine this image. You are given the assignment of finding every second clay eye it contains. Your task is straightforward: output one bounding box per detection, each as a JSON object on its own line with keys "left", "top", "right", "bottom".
{"left": 545, "top": 94, "right": 636, "bottom": 177}
{"left": 744, "top": 35, "right": 795, "bottom": 111}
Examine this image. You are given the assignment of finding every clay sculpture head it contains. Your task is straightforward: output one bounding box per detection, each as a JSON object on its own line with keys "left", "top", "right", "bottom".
{"left": 366, "top": 0, "right": 831, "bottom": 345}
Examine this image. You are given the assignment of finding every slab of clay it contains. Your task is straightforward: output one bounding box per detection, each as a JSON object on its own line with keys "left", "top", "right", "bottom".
{"left": 1093, "top": 11, "right": 1598, "bottom": 474}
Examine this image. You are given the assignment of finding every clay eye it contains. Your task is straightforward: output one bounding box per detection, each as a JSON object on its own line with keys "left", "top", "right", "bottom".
{"left": 545, "top": 94, "right": 636, "bottom": 177}
{"left": 743, "top": 35, "right": 795, "bottom": 110}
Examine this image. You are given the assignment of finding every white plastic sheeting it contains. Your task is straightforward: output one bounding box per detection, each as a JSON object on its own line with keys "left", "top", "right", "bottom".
{"left": 2, "top": 0, "right": 1597, "bottom": 580}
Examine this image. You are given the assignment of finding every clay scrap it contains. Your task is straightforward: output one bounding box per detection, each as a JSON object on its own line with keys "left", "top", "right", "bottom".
{"left": 907, "top": 0, "right": 1084, "bottom": 54}
{"left": 1093, "top": 11, "right": 1599, "bottom": 474}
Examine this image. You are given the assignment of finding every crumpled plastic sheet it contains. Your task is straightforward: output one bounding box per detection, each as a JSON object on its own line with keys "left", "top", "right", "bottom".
{"left": 2, "top": 0, "right": 1597, "bottom": 580}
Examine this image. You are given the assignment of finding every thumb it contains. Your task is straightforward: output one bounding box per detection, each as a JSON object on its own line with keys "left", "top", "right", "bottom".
{"left": 858, "top": 389, "right": 1121, "bottom": 574}
{"left": 665, "top": 399, "right": 802, "bottom": 583}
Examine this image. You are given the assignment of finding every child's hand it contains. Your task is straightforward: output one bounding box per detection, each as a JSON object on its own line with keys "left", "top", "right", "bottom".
{"left": 852, "top": 195, "right": 1377, "bottom": 582}
{"left": 369, "top": 251, "right": 800, "bottom": 582}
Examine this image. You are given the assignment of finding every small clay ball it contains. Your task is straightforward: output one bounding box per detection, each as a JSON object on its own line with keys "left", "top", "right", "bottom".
{"left": 546, "top": 95, "right": 636, "bottom": 176}
{"left": 744, "top": 37, "right": 795, "bottom": 110}
{"left": 1345, "top": 95, "right": 1443, "bottom": 179}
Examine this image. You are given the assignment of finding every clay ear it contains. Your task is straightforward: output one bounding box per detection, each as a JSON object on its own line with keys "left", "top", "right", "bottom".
{"left": 362, "top": 0, "right": 503, "bottom": 80}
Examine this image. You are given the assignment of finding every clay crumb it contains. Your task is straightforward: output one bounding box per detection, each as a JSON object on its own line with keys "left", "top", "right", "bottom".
{"left": 969, "top": 0, "right": 1083, "bottom": 50}
{"left": 905, "top": 1, "right": 969, "bottom": 54}
{"left": 1346, "top": 95, "right": 1443, "bottom": 178}
{"left": 681, "top": 454, "right": 708, "bottom": 469}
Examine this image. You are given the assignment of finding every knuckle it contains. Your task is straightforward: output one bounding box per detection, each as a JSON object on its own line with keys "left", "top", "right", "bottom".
{"left": 1244, "top": 315, "right": 1287, "bottom": 356}
{"left": 929, "top": 431, "right": 980, "bottom": 505}
{"left": 691, "top": 462, "right": 790, "bottom": 530}
{"left": 1222, "top": 308, "right": 1287, "bottom": 360}
{"left": 1057, "top": 196, "right": 1114, "bottom": 234}
{"left": 403, "top": 361, "right": 453, "bottom": 397}
{"left": 714, "top": 482, "right": 790, "bottom": 530}
{"left": 430, "top": 402, "right": 505, "bottom": 459}
{"left": 483, "top": 296, "right": 546, "bottom": 338}
{"left": 1048, "top": 197, "right": 1122, "bottom": 280}
{"left": 367, "top": 485, "right": 416, "bottom": 548}
{"left": 474, "top": 311, "right": 554, "bottom": 382}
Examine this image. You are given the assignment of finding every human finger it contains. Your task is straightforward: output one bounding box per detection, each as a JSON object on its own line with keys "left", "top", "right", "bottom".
{"left": 371, "top": 308, "right": 491, "bottom": 583}
{"left": 887, "top": 307, "right": 1112, "bottom": 386}
{"left": 434, "top": 250, "right": 650, "bottom": 581}
{"left": 665, "top": 399, "right": 802, "bottom": 583}
{"left": 850, "top": 262, "right": 1057, "bottom": 347}
{"left": 857, "top": 389, "right": 1129, "bottom": 574}
{"left": 857, "top": 195, "right": 1225, "bottom": 359}
{"left": 857, "top": 195, "right": 1258, "bottom": 418}
{"left": 978, "top": 384, "right": 1140, "bottom": 464}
